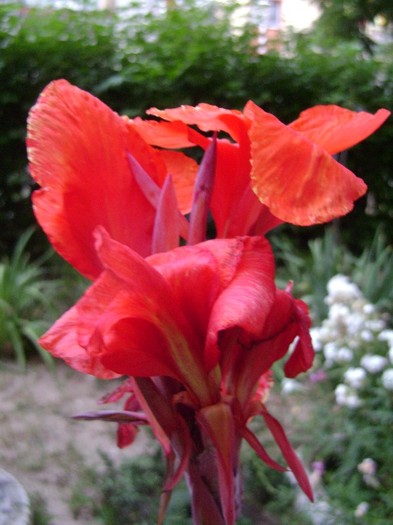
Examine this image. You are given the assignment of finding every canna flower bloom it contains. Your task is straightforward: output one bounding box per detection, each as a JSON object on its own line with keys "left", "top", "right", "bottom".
{"left": 133, "top": 99, "right": 390, "bottom": 234}
{"left": 39, "top": 227, "right": 313, "bottom": 524}
{"left": 26, "top": 80, "right": 389, "bottom": 525}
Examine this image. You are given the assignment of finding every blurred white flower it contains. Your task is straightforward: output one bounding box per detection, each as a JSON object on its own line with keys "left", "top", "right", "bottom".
{"left": 365, "top": 319, "right": 385, "bottom": 332}
{"left": 323, "top": 342, "right": 339, "bottom": 362}
{"left": 326, "top": 275, "right": 361, "bottom": 304}
{"left": 378, "top": 329, "right": 393, "bottom": 345}
{"left": 360, "top": 329, "right": 373, "bottom": 342}
{"left": 354, "top": 502, "right": 369, "bottom": 518}
{"left": 363, "top": 303, "right": 375, "bottom": 315}
{"left": 389, "top": 346, "right": 393, "bottom": 365}
{"left": 309, "top": 328, "right": 323, "bottom": 351}
{"left": 346, "top": 313, "right": 365, "bottom": 336}
{"left": 344, "top": 367, "right": 366, "bottom": 389}
{"left": 329, "top": 303, "right": 350, "bottom": 322}
{"left": 358, "top": 458, "right": 377, "bottom": 476}
{"left": 336, "top": 346, "right": 353, "bottom": 363}
{"left": 381, "top": 368, "right": 393, "bottom": 390}
{"left": 358, "top": 458, "right": 380, "bottom": 488}
{"left": 335, "top": 384, "right": 362, "bottom": 408}
{"left": 360, "top": 354, "right": 388, "bottom": 374}
{"left": 281, "top": 378, "right": 303, "bottom": 395}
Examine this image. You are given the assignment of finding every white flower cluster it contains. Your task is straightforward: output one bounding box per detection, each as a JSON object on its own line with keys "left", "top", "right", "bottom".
{"left": 309, "top": 275, "right": 393, "bottom": 408}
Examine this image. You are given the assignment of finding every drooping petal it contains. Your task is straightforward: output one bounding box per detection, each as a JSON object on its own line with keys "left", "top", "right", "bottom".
{"left": 283, "top": 298, "right": 314, "bottom": 378}
{"left": 38, "top": 301, "right": 119, "bottom": 379}
{"left": 27, "top": 80, "right": 167, "bottom": 279}
{"left": 206, "top": 236, "right": 276, "bottom": 370}
{"left": 261, "top": 407, "right": 314, "bottom": 502}
{"left": 235, "top": 290, "right": 313, "bottom": 406}
{"left": 290, "top": 105, "right": 390, "bottom": 155}
{"left": 246, "top": 101, "right": 367, "bottom": 226}
{"left": 239, "top": 424, "right": 286, "bottom": 472}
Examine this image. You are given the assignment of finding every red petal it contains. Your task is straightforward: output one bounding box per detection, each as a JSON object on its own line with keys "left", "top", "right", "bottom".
{"left": 147, "top": 103, "right": 245, "bottom": 142}
{"left": 38, "top": 303, "right": 119, "bottom": 379}
{"left": 246, "top": 101, "right": 367, "bottom": 225}
{"left": 261, "top": 407, "right": 314, "bottom": 501}
{"left": 206, "top": 236, "right": 276, "bottom": 370}
{"left": 240, "top": 424, "right": 286, "bottom": 472}
{"left": 158, "top": 150, "right": 198, "bottom": 214}
{"left": 283, "top": 298, "right": 314, "bottom": 378}
{"left": 27, "top": 80, "right": 166, "bottom": 279}
{"left": 290, "top": 105, "right": 390, "bottom": 155}
{"left": 152, "top": 175, "right": 180, "bottom": 254}
{"left": 188, "top": 136, "right": 217, "bottom": 245}
{"left": 129, "top": 117, "right": 194, "bottom": 148}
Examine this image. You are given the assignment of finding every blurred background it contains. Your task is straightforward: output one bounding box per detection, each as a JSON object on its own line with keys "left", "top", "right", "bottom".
{"left": 1, "top": 2, "right": 393, "bottom": 524}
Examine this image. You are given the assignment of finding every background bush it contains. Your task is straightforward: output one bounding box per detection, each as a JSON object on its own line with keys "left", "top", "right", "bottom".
{"left": 1, "top": 0, "right": 392, "bottom": 255}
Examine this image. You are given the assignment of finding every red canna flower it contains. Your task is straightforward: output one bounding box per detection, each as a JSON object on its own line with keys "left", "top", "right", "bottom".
{"left": 137, "top": 99, "right": 389, "bottom": 230}
{"left": 39, "top": 226, "right": 314, "bottom": 523}
{"left": 26, "top": 81, "right": 389, "bottom": 525}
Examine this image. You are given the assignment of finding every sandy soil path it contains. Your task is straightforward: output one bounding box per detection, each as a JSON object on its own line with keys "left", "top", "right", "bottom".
{"left": 0, "top": 361, "right": 147, "bottom": 525}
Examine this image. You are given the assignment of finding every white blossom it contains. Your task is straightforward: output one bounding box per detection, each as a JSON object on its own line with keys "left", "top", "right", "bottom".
{"left": 363, "top": 303, "right": 375, "bottom": 315}
{"left": 326, "top": 275, "right": 361, "bottom": 304}
{"left": 354, "top": 502, "right": 369, "bottom": 518}
{"left": 378, "top": 329, "right": 393, "bottom": 345}
{"left": 344, "top": 367, "right": 366, "bottom": 389}
{"left": 335, "top": 384, "right": 362, "bottom": 408}
{"left": 389, "top": 346, "right": 393, "bottom": 365}
{"left": 336, "top": 347, "right": 353, "bottom": 363}
{"left": 360, "top": 354, "right": 388, "bottom": 374}
{"left": 365, "top": 319, "right": 385, "bottom": 332}
{"left": 381, "top": 368, "right": 393, "bottom": 390}
{"left": 323, "top": 342, "right": 339, "bottom": 362}
{"left": 281, "top": 378, "right": 303, "bottom": 395}
{"left": 360, "top": 329, "right": 373, "bottom": 342}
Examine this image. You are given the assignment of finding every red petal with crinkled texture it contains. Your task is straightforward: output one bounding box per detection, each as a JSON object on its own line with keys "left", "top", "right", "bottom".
{"left": 38, "top": 300, "right": 119, "bottom": 379}
{"left": 147, "top": 103, "right": 246, "bottom": 141}
{"left": 289, "top": 105, "right": 390, "bottom": 155}
{"left": 27, "top": 80, "right": 167, "bottom": 279}
{"left": 206, "top": 236, "right": 275, "bottom": 369}
{"left": 128, "top": 117, "right": 195, "bottom": 148}
{"left": 246, "top": 101, "right": 367, "bottom": 226}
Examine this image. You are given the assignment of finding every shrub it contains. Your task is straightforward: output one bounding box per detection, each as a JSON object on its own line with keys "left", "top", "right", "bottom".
{"left": 0, "top": 227, "right": 58, "bottom": 368}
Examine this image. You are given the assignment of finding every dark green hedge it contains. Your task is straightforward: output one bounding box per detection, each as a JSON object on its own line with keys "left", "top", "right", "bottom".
{"left": 1, "top": 2, "right": 392, "bottom": 253}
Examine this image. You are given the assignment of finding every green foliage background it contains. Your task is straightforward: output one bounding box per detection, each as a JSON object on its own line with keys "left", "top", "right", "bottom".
{"left": 1, "top": 0, "right": 393, "bottom": 254}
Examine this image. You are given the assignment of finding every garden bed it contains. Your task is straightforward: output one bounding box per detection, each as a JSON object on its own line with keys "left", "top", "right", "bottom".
{"left": 0, "top": 361, "right": 146, "bottom": 525}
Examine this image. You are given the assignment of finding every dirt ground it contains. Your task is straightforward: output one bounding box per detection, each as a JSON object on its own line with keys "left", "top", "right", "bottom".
{"left": 0, "top": 361, "right": 147, "bottom": 525}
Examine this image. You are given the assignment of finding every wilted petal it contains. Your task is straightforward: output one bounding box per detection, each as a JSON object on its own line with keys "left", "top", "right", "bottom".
{"left": 290, "top": 105, "right": 390, "bottom": 155}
